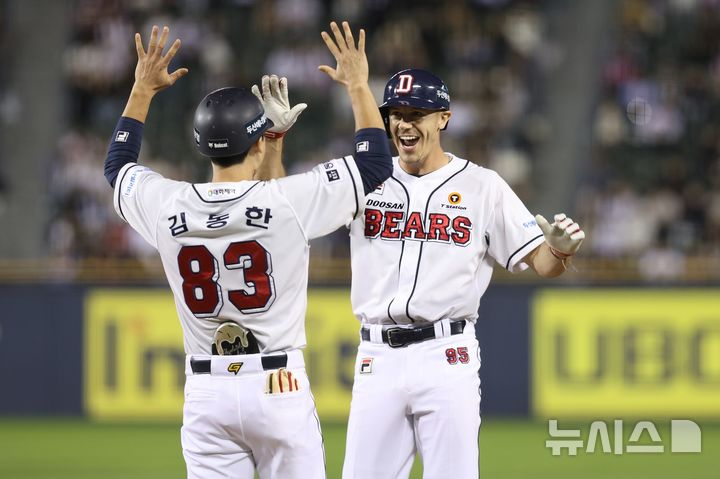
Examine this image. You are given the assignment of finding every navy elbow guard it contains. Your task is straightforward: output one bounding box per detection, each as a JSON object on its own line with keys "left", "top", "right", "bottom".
{"left": 353, "top": 128, "right": 393, "bottom": 195}
{"left": 104, "top": 117, "right": 144, "bottom": 188}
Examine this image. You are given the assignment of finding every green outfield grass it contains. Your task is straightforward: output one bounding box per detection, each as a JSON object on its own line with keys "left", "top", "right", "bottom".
{"left": 0, "top": 418, "right": 717, "bottom": 478}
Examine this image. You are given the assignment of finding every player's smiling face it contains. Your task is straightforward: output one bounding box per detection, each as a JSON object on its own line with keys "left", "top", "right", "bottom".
{"left": 387, "top": 106, "right": 451, "bottom": 175}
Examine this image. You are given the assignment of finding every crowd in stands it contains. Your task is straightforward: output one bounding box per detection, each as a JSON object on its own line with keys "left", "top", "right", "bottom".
{"left": 46, "top": 0, "right": 550, "bottom": 265}
{"left": 28, "top": 0, "right": 720, "bottom": 281}
{"left": 580, "top": 0, "right": 720, "bottom": 279}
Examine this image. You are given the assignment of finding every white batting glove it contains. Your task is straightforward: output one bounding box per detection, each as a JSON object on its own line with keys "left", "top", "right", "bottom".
{"left": 251, "top": 74, "right": 307, "bottom": 138}
{"left": 535, "top": 213, "right": 585, "bottom": 259}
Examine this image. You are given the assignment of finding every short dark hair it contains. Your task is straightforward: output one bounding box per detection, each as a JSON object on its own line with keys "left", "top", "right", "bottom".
{"left": 210, "top": 151, "right": 249, "bottom": 168}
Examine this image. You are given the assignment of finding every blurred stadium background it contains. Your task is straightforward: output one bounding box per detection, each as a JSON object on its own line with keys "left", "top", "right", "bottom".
{"left": 1, "top": 0, "right": 719, "bottom": 477}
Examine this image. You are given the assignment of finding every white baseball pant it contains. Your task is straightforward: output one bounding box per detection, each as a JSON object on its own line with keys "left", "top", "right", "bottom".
{"left": 342, "top": 321, "right": 481, "bottom": 479}
{"left": 181, "top": 350, "right": 325, "bottom": 479}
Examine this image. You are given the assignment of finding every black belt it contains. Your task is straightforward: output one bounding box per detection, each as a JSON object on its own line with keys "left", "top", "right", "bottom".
{"left": 190, "top": 353, "right": 288, "bottom": 374}
{"left": 360, "top": 320, "right": 465, "bottom": 348}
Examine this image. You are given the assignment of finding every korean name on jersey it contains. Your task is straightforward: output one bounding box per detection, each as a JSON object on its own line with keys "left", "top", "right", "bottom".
{"left": 113, "top": 158, "right": 364, "bottom": 355}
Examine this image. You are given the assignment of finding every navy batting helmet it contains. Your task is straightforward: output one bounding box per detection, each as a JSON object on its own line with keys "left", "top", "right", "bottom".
{"left": 379, "top": 68, "right": 450, "bottom": 133}
{"left": 193, "top": 87, "right": 273, "bottom": 158}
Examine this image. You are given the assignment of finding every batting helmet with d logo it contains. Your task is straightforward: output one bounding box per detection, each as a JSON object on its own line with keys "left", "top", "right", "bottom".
{"left": 379, "top": 68, "right": 451, "bottom": 135}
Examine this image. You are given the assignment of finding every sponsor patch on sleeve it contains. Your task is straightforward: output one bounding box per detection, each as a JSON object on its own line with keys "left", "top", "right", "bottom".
{"left": 356, "top": 140, "right": 369, "bottom": 153}
{"left": 320, "top": 161, "right": 343, "bottom": 183}
{"left": 326, "top": 169, "right": 340, "bottom": 182}
{"left": 122, "top": 166, "right": 150, "bottom": 198}
{"left": 115, "top": 131, "right": 129, "bottom": 142}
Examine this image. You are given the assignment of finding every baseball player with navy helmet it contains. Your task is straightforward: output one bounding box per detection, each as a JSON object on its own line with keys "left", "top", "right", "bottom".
{"left": 103, "top": 23, "right": 391, "bottom": 479}
{"left": 340, "top": 69, "right": 586, "bottom": 478}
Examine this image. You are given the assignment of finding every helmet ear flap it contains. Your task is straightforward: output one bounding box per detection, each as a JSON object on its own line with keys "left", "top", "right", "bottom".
{"left": 380, "top": 107, "right": 392, "bottom": 138}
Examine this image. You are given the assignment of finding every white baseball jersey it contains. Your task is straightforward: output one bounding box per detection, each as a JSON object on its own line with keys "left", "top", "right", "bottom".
{"left": 114, "top": 157, "right": 363, "bottom": 354}
{"left": 349, "top": 153, "right": 544, "bottom": 325}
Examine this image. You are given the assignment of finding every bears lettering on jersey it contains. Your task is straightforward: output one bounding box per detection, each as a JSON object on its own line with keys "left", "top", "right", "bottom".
{"left": 364, "top": 208, "right": 472, "bottom": 246}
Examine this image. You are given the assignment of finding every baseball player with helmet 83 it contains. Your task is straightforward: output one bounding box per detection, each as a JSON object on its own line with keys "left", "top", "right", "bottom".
{"left": 340, "top": 69, "right": 586, "bottom": 478}
{"left": 103, "top": 23, "right": 391, "bottom": 478}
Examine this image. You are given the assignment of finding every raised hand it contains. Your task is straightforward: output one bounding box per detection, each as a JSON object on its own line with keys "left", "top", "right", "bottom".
{"left": 318, "top": 21, "right": 368, "bottom": 90}
{"left": 132, "top": 25, "right": 188, "bottom": 96}
{"left": 251, "top": 75, "right": 307, "bottom": 136}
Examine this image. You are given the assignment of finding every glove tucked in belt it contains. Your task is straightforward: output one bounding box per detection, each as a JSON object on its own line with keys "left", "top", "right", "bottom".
{"left": 212, "top": 322, "right": 260, "bottom": 355}
{"left": 360, "top": 320, "right": 465, "bottom": 348}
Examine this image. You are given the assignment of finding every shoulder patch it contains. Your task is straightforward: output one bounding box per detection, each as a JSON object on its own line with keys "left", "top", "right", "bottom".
{"left": 326, "top": 169, "right": 341, "bottom": 182}
{"left": 321, "top": 161, "right": 342, "bottom": 184}
{"left": 122, "top": 166, "right": 150, "bottom": 198}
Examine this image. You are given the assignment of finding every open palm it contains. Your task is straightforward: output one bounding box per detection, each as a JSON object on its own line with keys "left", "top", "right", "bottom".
{"left": 319, "top": 21, "right": 368, "bottom": 89}
{"left": 133, "top": 25, "right": 188, "bottom": 94}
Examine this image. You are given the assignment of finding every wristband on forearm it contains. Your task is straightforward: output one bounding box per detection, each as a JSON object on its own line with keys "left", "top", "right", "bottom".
{"left": 104, "top": 116, "right": 144, "bottom": 188}
{"left": 353, "top": 127, "right": 393, "bottom": 195}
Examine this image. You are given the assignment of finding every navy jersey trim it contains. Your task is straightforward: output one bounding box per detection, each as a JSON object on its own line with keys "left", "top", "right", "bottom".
{"left": 385, "top": 175, "right": 410, "bottom": 324}
{"left": 405, "top": 160, "right": 470, "bottom": 321}
{"left": 191, "top": 181, "right": 261, "bottom": 203}
{"left": 115, "top": 163, "right": 144, "bottom": 222}
{"left": 505, "top": 233, "right": 544, "bottom": 270}
{"left": 342, "top": 156, "right": 361, "bottom": 219}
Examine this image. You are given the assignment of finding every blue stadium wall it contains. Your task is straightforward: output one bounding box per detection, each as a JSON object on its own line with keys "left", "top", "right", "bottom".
{"left": 1, "top": 284, "right": 718, "bottom": 420}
